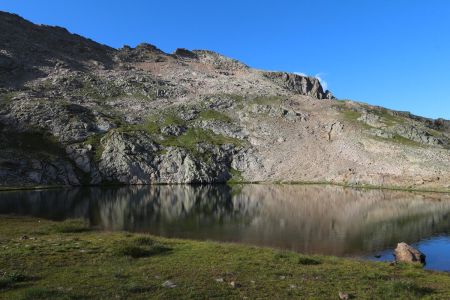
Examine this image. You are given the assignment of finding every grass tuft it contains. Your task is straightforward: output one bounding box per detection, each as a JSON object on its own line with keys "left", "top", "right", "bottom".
{"left": 133, "top": 236, "right": 156, "bottom": 246}
{"left": 53, "top": 219, "right": 90, "bottom": 233}
{"left": 197, "top": 110, "right": 232, "bottom": 123}
{"left": 114, "top": 237, "right": 172, "bottom": 258}
{"left": 297, "top": 256, "right": 322, "bottom": 265}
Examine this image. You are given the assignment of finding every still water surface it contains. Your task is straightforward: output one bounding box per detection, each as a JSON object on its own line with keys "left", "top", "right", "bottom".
{"left": 1, "top": 184, "right": 450, "bottom": 271}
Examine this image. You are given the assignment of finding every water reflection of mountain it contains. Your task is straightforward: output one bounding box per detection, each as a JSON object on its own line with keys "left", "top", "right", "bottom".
{"left": 1, "top": 185, "right": 450, "bottom": 256}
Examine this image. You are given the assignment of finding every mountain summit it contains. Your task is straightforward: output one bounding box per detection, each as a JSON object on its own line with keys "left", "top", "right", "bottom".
{"left": 0, "top": 11, "right": 449, "bottom": 190}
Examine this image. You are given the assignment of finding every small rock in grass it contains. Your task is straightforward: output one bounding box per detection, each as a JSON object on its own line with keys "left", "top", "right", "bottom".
{"left": 215, "top": 278, "right": 224, "bottom": 283}
{"left": 230, "top": 281, "right": 241, "bottom": 288}
{"left": 162, "top": 280, "right": 176, "bottom": 288}
{"left": 339, "top": 291, "right": 349, "bottom": 300}
{"left": 289, "top": 284, "right": 297, "bottom": 289}
{"left": 279, "top": 275, "right": 286, "bottom": 280}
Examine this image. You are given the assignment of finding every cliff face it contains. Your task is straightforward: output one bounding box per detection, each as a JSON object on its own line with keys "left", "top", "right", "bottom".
{"left": 1, "top": 11, "right": 449, "bottom": 190}
{"left": 263, "top": 72, "right": 334, "bottom": 100}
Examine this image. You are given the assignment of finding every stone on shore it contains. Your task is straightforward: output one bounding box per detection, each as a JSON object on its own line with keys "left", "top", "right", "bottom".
{"left": 394, "top": 242, "right": 426, "bottom": 264}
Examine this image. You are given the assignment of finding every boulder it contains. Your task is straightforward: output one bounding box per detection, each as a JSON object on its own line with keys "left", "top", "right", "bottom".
{"left": 394, "top": 242, "right": 425, "bottom": 264}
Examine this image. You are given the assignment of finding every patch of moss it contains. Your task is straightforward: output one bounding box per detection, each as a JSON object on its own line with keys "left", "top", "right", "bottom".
{"left": 339, "top": 108, "right": 376, "bottom": 131}
{"left": 369, "top": 108, "right": 406, "bottom": 127}
{"left": 53, "top": 219, "right": 90, "bottom": 233}
{"left": 115, "top": 124, "right": 145, "bottom": 133}
{"left": 114, "top": 237, "right": 172, "bottom": 258}
{"left": 133, "top": 236, "right": 156, "bottom": 246}
{"left": 112, "top": 108, "right": 244, "bottom": 161}
{"left": 160, "top": 128, "right": 242, "bottom": 151}
{"left": 197, "top": 109, "right": 232, "bottom": 123}
{"left": 144, "top": 120, "right": 160, "bottom": 134}
{"left": 372, "top": 134, "right": 422, "bottom": 147}
{"left": 142, "top": 111, "right": 187, "bottom": 135}
{"left": 298, "top": 256, "right": 322, "bottom": 265}
{"left": 341, "top": 109, "right": 362, "bottom": 122}
{"left": 84, "top": 133, "right": 105, "bottom": 162}
{"left": 0, "top": 91, "right": 16, "bottom": 107}
{"left": 227, "top": 168, "right": 244, "bottom": 184}
{"left": 390, "top": 134, "right": 421, "bottom": 146}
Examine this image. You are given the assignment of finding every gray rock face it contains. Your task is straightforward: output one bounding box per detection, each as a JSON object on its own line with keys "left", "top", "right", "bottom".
{"left": 0, "top": 153, "right": 79, "bottom": 186}
{"left": 97, "top": 131, "right": 236, "bottom": 184}
{"left": 263, "top": 72, "right": 334, "bottom": 99}
{"left": 99, "top": 131, "right": 159, "bottom": 184}
{"left": 395, "top": 125, "right": 443, "bottom": 146}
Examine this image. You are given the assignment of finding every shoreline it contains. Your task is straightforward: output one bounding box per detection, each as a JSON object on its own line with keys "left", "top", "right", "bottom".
{"left": 1, "top": 180, "right": 449, "bottom": 194}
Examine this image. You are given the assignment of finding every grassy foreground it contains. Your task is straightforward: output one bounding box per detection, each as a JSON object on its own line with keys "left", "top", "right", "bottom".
{"left": 1, "top": 217, "right": 450, "bottom": 299}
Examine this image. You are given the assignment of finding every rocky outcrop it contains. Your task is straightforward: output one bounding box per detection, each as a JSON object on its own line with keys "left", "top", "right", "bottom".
{"left": 192, "top": 50, "right": 249, "bottom": 70}
{"left": 97, "top": 131, "right": 237, "bottom": 184}
{"left": 173, "top": 48, "right": 198, "bottom": 59}
{"left": 394, "top": 242, "right": 426, "bottom": 264}
{"left": 118, "top": 43, "right": 166, "bottom": 63}
{"left": 263, "top": 72, "right": 334, "bottom": 99}
{"left": 355, "top": 109, "right": 449, "bottom": 147}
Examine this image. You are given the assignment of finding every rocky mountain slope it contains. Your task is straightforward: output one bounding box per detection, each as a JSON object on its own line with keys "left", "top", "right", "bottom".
{"left": 1, "top": 11, "right": 449, "bottom": 190}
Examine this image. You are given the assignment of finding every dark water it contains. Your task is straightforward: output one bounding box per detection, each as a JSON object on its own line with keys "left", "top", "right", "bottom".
{"left": 1, "top": 184, "right": 450, "bottom": 271}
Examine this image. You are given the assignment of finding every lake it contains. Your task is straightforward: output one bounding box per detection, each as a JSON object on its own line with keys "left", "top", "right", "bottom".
{"left": 1, "top": 184, "right": 450, "bottom": 271}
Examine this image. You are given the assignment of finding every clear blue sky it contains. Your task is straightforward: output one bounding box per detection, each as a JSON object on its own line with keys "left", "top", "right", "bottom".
{"left": 1, "top": 0, "right": 449, "bottom": 119}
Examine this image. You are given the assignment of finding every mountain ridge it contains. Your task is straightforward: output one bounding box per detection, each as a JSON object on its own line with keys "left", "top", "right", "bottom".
{"left": 0, "top": 11, "right": 449, "bottom": 190}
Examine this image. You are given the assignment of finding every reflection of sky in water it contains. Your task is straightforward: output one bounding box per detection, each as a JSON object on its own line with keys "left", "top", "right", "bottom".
{"left": 368, "top": 236, "right": 450, "bottom": 272}
{"left": 1, "top": 185, "right": 450, "bottom": 271}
